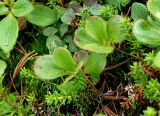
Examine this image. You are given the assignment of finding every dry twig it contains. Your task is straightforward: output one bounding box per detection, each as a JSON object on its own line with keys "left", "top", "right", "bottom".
{"left": 9, "top": 51, "right": 38, "bottom": 90}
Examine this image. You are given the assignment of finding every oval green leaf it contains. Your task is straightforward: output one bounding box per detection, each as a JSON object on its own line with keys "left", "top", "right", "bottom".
{"left": 43, "top": 27, "right": 57, "bottom": 36}
{"left": 25, "top": 5, "right": 57, "bottom": 26}
{"left": 84, "top": 53, "right": 106, "bottom": 84}
{"left": 133, "top": 19, "right": 160, "bottom": 46}
{"left": 0, "top": 13, "right": 19, "bottom": 54}
{"left": 84, "top": 53, "right": 106, "bottom": 74}
{"left": 34, "top": 55, "right": 67, "bottom": 80}
{"left": 46, "top": 35, "right": 64, "bottom": 53}
{"left": 85, "top": 16, "right": 106, "bottom": 42}
{"left": 147, "top": 0, "right": 160, "bottom": 20}
{"left": 11, "top": 0, "right": 33, "bottom": 17}
{"left": 59, "top": 23, "right": 68, "bottom": 37}
{"left": 74, "top": 28, "right": 114, "bottom": 53}
{"left": 131, "top": 2, "right": 148, "bottom": 20}
{"left": 107, "top": 16, "right": 125, "bottom": 43}
{"left": 61, "top": 8, "right": 75, "bottom": 25}
{"left": 74, "top": 16, "right": 126, "bottom": 53}
{"left": 52, "top": 47, "right": 76, "bottom": 72}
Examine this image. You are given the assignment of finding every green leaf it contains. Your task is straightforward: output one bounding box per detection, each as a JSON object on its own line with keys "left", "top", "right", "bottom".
{"left": 0, "top": 4, "right": 9, "bottom": 16}
{"left": 107, "top": 15, "right": 125, "bottom": 43}
{"left": 74, "top": 16, "right": 125, "bottom": 53}
{"left": 148, "top": 16, "right": 160, "bottom": 31}
{"left": 90, "top": 74, "right": 100, "bottom": 85}
{"left": 34, "top": 48, "right": 77, "bottom": 80}
{"left": 46, "top": 35, "right": 64, "bottom": 53}
{"left": 52, "top": 47, "right": 76, "bottom": 71}
{"left": 61, "top": 8, "right": 75, "bottom": 25}
{"left": 11, "top": 0, "right": 33, "bottom": 17}
{"left": 59, "top": 23, "right": 68, "bottom": 37}
{"left": 25, "top": 5, "right": 57, "bottom": 26}
{"left": 133, "top": 19, "right": 160, "bottom": 46}
{"left": 89, "top": 4, "right": 102, "bottom": 15}
{"left": 43, "top": 27, "right": 58, "bottom": 36}
{"left": 75, "top": 27, "right": 114, "bottom": 53}
{"left": 85, "top": 16, "right": 106, "bottom": 42}
{"left": 84, "top": 53, "right": 106, "bottom": 74}
{"left": 153, "top": 51, "right": 160, "bottom": 68}
{"left": 131, "top": 2, "right": 148, "bottom": 20}
{"left": 0, "top": 13, "right": 19, "bottom": 54}
{"left": 0, "top": 60, "right": 7, "bottom": 76}
{"left": 68, "top": 42, "right": 78, "bottom": 52}
{"left": 84, "top": 53, "right": 106, "bottom": 84}
{"left": 34, "top": 55, "right": 67, "bottom": 80}
{"left": 147, "top": 0, "right": 160, "bottom": 20}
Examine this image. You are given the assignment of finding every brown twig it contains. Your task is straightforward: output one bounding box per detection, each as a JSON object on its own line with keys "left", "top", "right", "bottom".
{"left": 9, "top": 51, "right": 37, "bottom": 90}
{"left": 106, "top": 72, "right": 118, "bottom": 79}
{"left": 102, "top": 105, "right": 118, "bottom": 116}
{"left": 104, "top": 95, "right": 128, "bottom": 101}
{"left": 125, "top": 7, "right": 131, "bottom": 17}
{"left": 115, "top": 47, "right": 138, "bottom": 58}
{"left": 80, "top": 69, "right": 101, "bottom": 94}
{"left": 15, "top": 47, "right": 25, "bottom": 55}
{"left": 57, "top": 105, "right": 61, "bottom": 116}
{"left": 16, "top": 41, "right": 26, "bottom": 54}
{"left": 113, "top": 102, "right": 118, "bottom": 115}
{"left": 103, "top": 57, "right": 134, "bottom": 72}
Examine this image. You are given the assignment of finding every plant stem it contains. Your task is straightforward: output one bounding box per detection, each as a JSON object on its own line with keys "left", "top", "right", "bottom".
{"left": 62, "top": 62, "right": 83, "bottom": 85}
{"left": 80, "top": 69, "right": 101, "bottom": 94}
{"left": 103, "top": 57, "right": 135, "bottom": 72}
